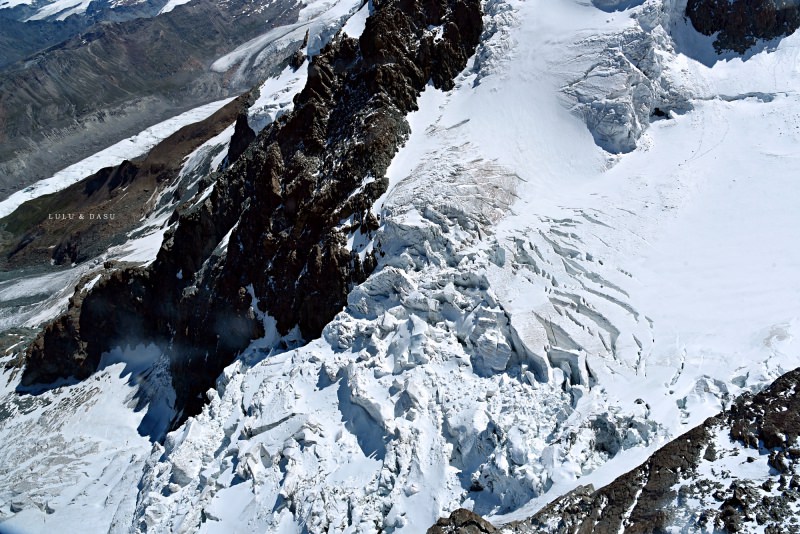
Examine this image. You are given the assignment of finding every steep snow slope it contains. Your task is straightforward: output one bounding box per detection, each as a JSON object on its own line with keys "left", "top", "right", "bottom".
{"left": 2, "top": 0, "right": 800, "bottom": 532}
{"left": 0, "top": 344, "right": 169, "bottom": 534}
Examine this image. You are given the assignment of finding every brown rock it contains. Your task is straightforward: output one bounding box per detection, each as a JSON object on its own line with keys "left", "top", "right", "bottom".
{"left": 428, "top": 509, "right": 498, "bottom": 534}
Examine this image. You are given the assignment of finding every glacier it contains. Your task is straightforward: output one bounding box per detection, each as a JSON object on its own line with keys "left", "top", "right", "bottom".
{"left": 1, "top": 0, "right": 800, "bottom": 532}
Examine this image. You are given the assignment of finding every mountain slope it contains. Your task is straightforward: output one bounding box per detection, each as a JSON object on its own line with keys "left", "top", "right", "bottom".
{"left": 504, "top": 365, "right": 800, "bottom": 533}
{"left": 0, "top": 92, "right": 254, "bottom": 270}
{"left": 0, "top": 0, "right": 301, "bottom": 196}
{"left": 0, "top": 34, "right": 313, "bottom": 534}
{"left": 21, "top": 0, "right": 483, "bottom": 426}
{"left": 96, "top": 0, "right": 800, "bottom": 531}
{"left": 2, "top": 0, "right": 800, "bottom": 532}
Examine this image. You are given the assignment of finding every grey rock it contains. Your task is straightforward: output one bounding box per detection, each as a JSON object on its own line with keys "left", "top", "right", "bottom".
{"left": 686, "top": 0, "right": 800, "bottom": 53}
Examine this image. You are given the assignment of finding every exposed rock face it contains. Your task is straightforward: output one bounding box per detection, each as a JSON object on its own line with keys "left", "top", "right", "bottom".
{"left": 428, "top": 508, "right": 497, "bottom": 534}
{"left": 686, "top": 0, "right": 800, "bottom": 53}
{"left": 21, "top": 0, "right": 483, "bottom": 426}
{"left": 290, "top": 29, "right": 311, "bottom": 70}
{"left": 225, "top": 112, "right": 256, "bottom": 166}
{"left": 482, "top": 366, "right": 800, "bottom": 533}
{"left": 429, "top": 508, "right": 498, "bottom": 534}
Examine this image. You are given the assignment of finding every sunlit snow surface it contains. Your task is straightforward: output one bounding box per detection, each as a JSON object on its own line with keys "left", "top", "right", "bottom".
{"left": 0, "top": 344, "right": 171, "bottom": 534}
{"left": 2, "top": 0, "right": 800, "bottom": 532}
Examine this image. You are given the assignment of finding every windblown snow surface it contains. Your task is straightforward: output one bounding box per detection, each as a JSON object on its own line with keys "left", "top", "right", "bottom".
{"left": 2, "top": 0, "right": 800, "bottom": 532}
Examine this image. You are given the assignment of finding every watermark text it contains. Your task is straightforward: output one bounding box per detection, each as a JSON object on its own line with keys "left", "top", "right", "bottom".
{"left": 47, "top": 213, "right": 116, "bottom": 221}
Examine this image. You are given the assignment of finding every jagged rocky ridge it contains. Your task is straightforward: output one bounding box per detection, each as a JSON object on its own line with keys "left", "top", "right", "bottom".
{"left": 687, "top": 0, "right": 800, "bottom": 53}
{"left": 433, "top": 366, "right": 800, "bottom": 533}
{"left": 21, "top": 0, "right": 483, "bottom": 424}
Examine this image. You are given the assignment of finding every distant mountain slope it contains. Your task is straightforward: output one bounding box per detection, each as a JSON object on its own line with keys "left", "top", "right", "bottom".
{"left": 0, "top": 92, "right": 253, "bottom": 270}
{"left": 0, "top": 14, "right": 90, "bottom": 67}
{"left": 0, "top": 0, "right": 171, "bottom": 68}
{"left": 0, "top": 0, "right": 159, "bottom": 21}
{"left": 0, "top": 0, "right": 301, "bottom": 197}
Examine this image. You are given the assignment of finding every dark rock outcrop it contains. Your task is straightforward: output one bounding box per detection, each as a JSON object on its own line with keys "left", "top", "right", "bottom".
{"left": 21, "top": 0, "right": 483, "bottom": 427}
{"left": 686, "top": 0, "right": 800, "bottom": 53}
{"left": 429, "top": 508, "right": 498, "bottom": 534}
{"left": 290, "top": 29, "right": 311, "bottom": 70}
{"left": 225, "top": 112, "right": 257, "bottom": 166}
